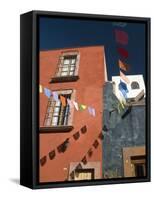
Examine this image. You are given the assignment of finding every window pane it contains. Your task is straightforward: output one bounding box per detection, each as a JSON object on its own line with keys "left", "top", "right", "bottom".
{"left": 69, "top": 71, "right": 74, "bottom": 76}
{"left": 61, "top": 67, "right": 69, "bottom": 72}
{"left": 55, "top": 100, "right": 60, "bottom": 106}
{"left": 63, "top": 59, "right": 70, "bottom": 64}
{"left": 71, "top": 59, "right": 76, "bottom": 64}
{"left": 52, "top": 117, "right": 58, "bottom": 125}
{"left": 54, "top": 107, "right": 60, "bottom": 113}
{"left": 47, "top": 106, "right": 53, "bottom": 113}
{"left": 48, "top": 113, "right": 52, "bottom": 118}
{"left": 64, "top": 106, "right": 69, "bottom": 125}
{"left": 44, "top": 91, "right": 72, "bottom": 127}
{"left": 70, "top": 66, "right": 75, "bottom": 70}
{"left": 61, "top": 72, "right": 68, "bottom": 76}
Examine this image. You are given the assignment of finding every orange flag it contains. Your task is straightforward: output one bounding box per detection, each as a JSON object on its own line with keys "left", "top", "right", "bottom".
{"left": 120, "top": 70, "right": 130, "bottom": 84}
{"left": 60, "top": 95, "right": 66, "bottom": 106}
{"left": 118, "top": 59, "right": 129, "bottom": 71}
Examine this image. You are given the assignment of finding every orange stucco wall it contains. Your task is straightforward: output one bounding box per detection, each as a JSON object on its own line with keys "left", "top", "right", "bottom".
{"left": 39, "top": 46, "right": 106, "bottom": 182}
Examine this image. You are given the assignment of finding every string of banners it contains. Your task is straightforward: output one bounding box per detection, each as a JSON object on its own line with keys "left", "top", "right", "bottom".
{"left": 113, "top": 22, "right": 131, "bottom": 100}
{"left": 40, "top": 124, "right": 103, "bottom": 171}
{"left": 39, "top": 84, "right": 96, "bottom": 117}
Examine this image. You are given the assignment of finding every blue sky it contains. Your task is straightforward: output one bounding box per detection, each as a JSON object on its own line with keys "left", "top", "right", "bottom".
{"left": 39, "top": 16, "right": 146, "bottom": 81}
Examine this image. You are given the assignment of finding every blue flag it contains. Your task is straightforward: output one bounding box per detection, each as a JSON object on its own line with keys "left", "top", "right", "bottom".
{"left": 44, "top": 88, "right": 52, "bottom": 98}
{"left": 118, "top": 80, "right": 128, "bottom": 99}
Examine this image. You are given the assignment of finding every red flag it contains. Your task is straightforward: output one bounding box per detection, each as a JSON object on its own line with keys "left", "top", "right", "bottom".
{"left": 117, "top": 47, "right": 129, "bottom": 58}
{"left": 115, "top": 29, "right": 128, "bottom": 45}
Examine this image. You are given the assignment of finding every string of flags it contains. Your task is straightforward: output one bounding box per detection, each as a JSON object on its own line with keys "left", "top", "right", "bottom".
{"left": 39, "top": 84, "right": 96, "bottom": 117}
{"left": 113, "top": 22, "right": 131, "bottom": 100}
{"left": 40, "top": 125, "right": 88, "bottom": 167}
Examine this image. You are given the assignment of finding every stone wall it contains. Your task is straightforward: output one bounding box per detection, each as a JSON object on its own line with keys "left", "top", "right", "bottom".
{"left": 102, "top": 82, "right": 145, "bottom": 178}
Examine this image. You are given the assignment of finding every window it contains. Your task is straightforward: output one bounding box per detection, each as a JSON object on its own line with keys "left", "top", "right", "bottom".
{"left": 44, "top": 90, "right": 72, "bottom": 127}
{"left": 74, "top": 169, "right": 95, "bottom": 180}
{"left": 123, "top": 146, "right": 146, "bottom": 178}
{"left": 50, "top": 52, "right": 80, "bottom": 83}
{"left": 68, "top": 161, "right": 101, "bottom": 180}
{"left": 56, "top": 55, "right": 77, "bottom": 77}
{"left": 131, "top": 81, "right": 140, "bottom": 89}
{"left": 131, "top": 155, "right": 146, "bottom": 177}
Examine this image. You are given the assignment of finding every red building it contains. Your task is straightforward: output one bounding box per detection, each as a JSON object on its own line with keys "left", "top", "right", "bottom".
{"left": 39, "top": 45, "right": 108, "bottom": 182}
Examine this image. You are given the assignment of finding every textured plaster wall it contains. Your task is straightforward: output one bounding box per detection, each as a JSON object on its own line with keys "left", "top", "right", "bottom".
{"left": 102, "top": 82, "right": 145, "bottom": 178}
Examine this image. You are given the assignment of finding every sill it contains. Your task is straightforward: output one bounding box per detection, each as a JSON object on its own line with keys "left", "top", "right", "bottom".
{"left": 39, "top": 125, "right": 74, "bottom": 133}
{"left": 50, "top": 75, "right": 79, "bottom": 83}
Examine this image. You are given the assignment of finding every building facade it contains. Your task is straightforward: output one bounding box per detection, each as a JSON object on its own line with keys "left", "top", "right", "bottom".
{"left": 39, "top": 46, "right": 107, "bottom": 182}
{"left": 102, "top": 78, "right": 146, "bottom": 178}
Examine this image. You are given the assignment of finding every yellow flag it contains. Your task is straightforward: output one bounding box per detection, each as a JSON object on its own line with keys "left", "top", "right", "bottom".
{"left": 39, "top": 85, "right": 43, "bottom": 93}
{"left": 79, "top": 104, "right": 87, "bottom": 111}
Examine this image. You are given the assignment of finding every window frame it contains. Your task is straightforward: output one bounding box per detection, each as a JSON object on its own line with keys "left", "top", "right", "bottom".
{"left": 40, "top": 89, "right": 76, "bottom": 133}
{"left": 123, "top": 146, "right": 146, "bottom": 178}
{"left": 50, "top": 51, "right": 80, "bottom": 83}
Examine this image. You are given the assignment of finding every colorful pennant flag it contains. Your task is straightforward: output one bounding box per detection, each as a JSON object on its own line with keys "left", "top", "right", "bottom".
{"left": 120, "top": 101, "right": 125, "bottom": 109}
{"left": 120, "top": 70, "right": 130, "bottom": 84}
{"left": 79, "top": 104, "right": 87, "bottom": 111}
{"left": 91, "top": 108, "right": 96, "bottom": 117}
{"left": 67, "top": 99, "right": 74, "bottom": 108}
{"left": 88, "top": 107, "right": 95, "bottom": 116}
{"left": 115, "top": 29, "right": 128, "bottom": 45}
{"left": 117, "top": 47, "right": 129, "bottom": 59}
{"left": 44, "top": 88, "right": 51, "bottom": 98}
{"left": 118, "top": 80, "right": 129, "bottom": 99}
{"left": 60, "top": 95, "right": 66, "bottom": 107}
{"left": 117, "top": 102, "right": 125, "bottom": 114}
{"left": 73, "top": 101, "right": 79, "bottom": 111}
{"left": 52, "top": 91, "right": 59, "bottom": 102}
{"left": 40, "top": 84, "right": 97, "bottom": 116}
{"left": 88, "top": 107, "right": 92, "bottom": 115}
{"left": 39, "top": 84, "right": 43, "bottom": 93}
{"left": 118, "top": 60, "right": 129, "bottom": 71}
